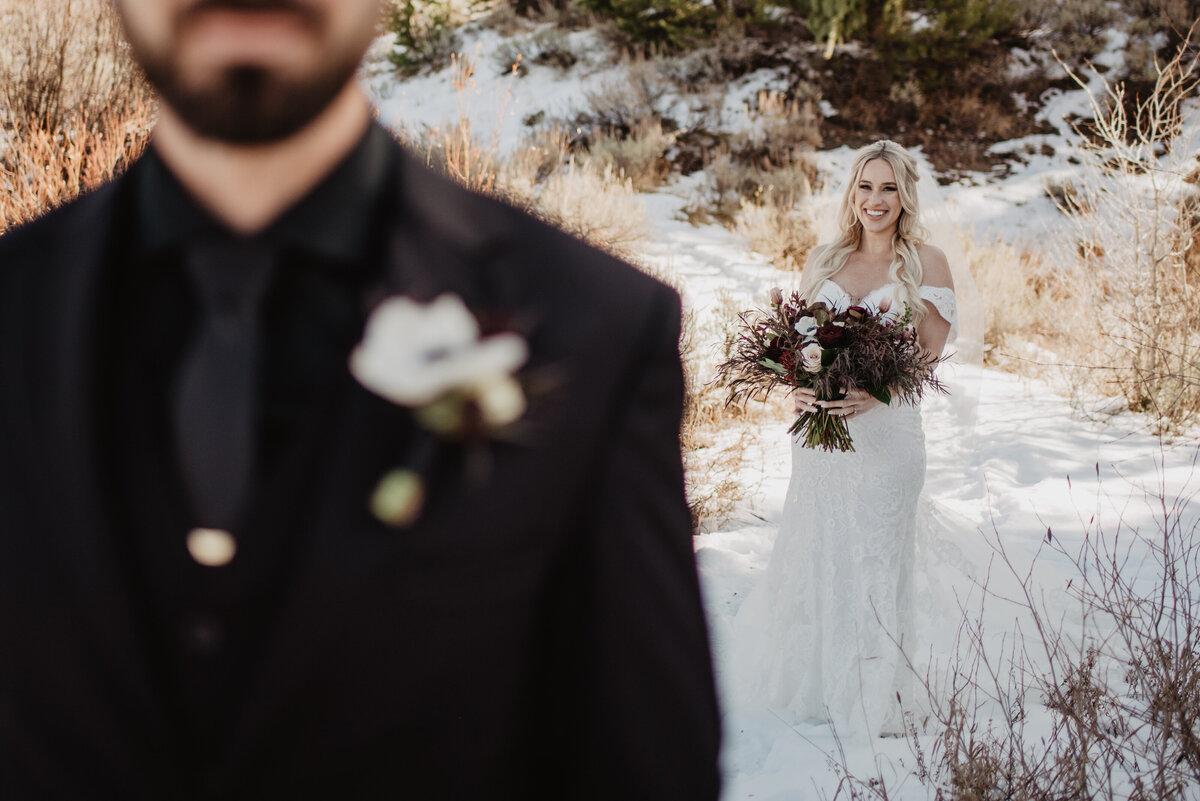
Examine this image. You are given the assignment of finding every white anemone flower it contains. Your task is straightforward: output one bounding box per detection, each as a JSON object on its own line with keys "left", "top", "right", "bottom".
{"left": 795, "top": 316, "right": 818, "bottom": 337}
{"left": 350, "top": 294, "right": 528, "bottom": 410}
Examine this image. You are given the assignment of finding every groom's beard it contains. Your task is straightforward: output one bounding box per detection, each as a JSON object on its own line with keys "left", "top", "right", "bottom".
{"left": 142, "top": 59, "right": 360, "bottom": 144}
{"left": 119, "top": 0, "right": 367, "bottom": 144}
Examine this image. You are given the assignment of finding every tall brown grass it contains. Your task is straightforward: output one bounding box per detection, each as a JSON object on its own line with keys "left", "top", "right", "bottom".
{"left": 965, "top": 235, "right": 1095, "bottom": 375}
{"left": 0, "top": 0, "right": 154, "bottom": 234}
{"left": 0, "top": 102, "right": 154, "bottom": 233}
{"left": 396, "top": 52, "right": 651, "bottom": 261}
{"left": 0, "top": 0, "right": 148, "bottom": 132}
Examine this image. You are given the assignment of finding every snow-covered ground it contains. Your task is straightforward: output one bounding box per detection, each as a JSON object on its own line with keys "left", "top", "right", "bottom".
{"left": 640, "top": 187, "right": 1199, "bottom": 799}
{"left": 368, "top": 23, "right": 1200, "bottom": 798}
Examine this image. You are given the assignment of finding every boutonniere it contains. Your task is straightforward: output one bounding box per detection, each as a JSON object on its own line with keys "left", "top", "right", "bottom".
{"left": 350, "top": 294, "right": 529, "bottom": 527}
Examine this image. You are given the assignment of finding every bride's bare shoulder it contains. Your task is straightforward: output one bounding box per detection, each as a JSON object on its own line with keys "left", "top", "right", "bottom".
{"left": 916, "top": 243, "right": 953, "bottom": 288}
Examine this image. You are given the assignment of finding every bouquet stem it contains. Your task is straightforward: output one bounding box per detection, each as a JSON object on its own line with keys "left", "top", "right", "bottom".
{"left": 787, "top": 394, "right": 855, "bottom": 452}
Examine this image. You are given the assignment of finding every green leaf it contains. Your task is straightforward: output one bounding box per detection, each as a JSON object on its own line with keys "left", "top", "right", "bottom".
{"left": 759, "top": 357, "right": 787, "bottom": 375}
{"left": 868, "top": 386, "right": 891, "bottom": 405}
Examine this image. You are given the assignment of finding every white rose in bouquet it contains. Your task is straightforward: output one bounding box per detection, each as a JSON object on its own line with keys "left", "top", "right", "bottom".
{"left": 800, "top": 342, "right": 823, "bottom": 373}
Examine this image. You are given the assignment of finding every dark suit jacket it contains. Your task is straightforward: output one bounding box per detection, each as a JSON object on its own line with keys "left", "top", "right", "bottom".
{"left": 0, "top": 137, "right": 720, "bottom": 799}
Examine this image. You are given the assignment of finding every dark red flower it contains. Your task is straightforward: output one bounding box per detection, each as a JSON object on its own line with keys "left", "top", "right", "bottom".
{"left": 815, "top": 323, "right": 848, "bottom": 347}
{"left": 780, "top": 350, "right": 798, "bottom": 372}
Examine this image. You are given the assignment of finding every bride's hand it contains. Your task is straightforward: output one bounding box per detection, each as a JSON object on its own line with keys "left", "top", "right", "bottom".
{"left": 793, "top": 387, "right": 818, "bottom": 414}
{"left": 817, "top": 388, "right": 884, "bottom": 419}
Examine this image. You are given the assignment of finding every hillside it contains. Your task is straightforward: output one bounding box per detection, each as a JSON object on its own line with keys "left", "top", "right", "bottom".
{"left": 371, "top": 6, "right": 1200, "bottom": 798}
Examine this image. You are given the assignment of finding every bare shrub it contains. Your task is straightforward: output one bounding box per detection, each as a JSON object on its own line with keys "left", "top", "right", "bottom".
{"left": 1042, "top": 175, "right": 1090, "bottom": 213}
{"left": 682, "top": 91, "right": 820, "bottom": 274}
{"left": 580, "top": 53, "right": 672, "bottom": 134}
{"left": 513, "top": 0, "right": 594, "bottom": 30}
{"left": 827, "top": 455, "right": 1200, "bottom": 799}
{"left": 493, "top": 26, "right": 579, "bottom": 74}
{"left": 728, "top": 90, "right": 821, "bottom": 171}
{"left": 687, "top": 149, "right": 816, "bottom": 227}
{"left": 1043, "top": 0, "right": 1121, "bottom": 68}
{"left": 532, "top": 157, "right": 648, "bottom": 258}
{"left": 581, "top": 117, "right": 675, "bottom": 191}
{"left": 499, "top": 125, "right": 573, "bottom": 192}
{"left": 680, "top": 289, "right": 779, "bottom": 532}
{"left": 1123, "top": 0, "right": 1200, "bottom": 82}
{"left": 1052, "top": 32, "right": 1200, "bottom": 432}
{"left": 0, "top": 0, "right": 154, "bottom": 234}
{"left": 666, "top": 18, "right": 780, "bottom": 85}
{"left": 940, "top": 90, "right": 1026, "bottom": 141}
{"left": 0, "top": 0, "right": 149, "bottom": 134}
{"left": 965, "top": 236, "right": 1094, "bottom": 372}
{"left": 397, "top": 54, "right": 647, "bottom": 259}
{"left": 733, "top": 188, "right": 817, "bottom": 272}
{"left": 684, "top": 147, "right": 747, "bottom": 223}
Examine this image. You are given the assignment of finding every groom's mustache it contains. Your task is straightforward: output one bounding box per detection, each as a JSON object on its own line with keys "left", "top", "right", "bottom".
{"left": 180, "top": 0, "right": 323, "bottom": 28}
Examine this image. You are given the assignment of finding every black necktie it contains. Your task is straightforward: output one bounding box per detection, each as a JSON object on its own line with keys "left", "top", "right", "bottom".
{"left": 173, "top": 240, "right": 276, "bottom": 530}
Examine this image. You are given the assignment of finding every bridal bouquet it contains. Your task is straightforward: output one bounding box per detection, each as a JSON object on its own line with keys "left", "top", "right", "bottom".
{"left": 716, "top": 288, "right": 946, "bottom": 452}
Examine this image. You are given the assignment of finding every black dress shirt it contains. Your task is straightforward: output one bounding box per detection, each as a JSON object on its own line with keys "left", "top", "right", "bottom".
{"left": 99, "top": 123, "right": 394, "bottom": 782}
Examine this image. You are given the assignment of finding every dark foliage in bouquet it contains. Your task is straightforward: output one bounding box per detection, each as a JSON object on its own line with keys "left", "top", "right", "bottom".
{"left": 716, "top": 287, "right": 947, "bottom": 451}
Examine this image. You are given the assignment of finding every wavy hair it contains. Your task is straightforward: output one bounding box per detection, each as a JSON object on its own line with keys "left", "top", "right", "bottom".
{"left": 801, "top": 139, "right": 931, "bottom": 326}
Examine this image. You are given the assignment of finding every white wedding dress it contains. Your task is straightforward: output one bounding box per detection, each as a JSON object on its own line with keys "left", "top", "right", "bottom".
{"left": 731, "top": 279, "right": 958, "bottom": 740}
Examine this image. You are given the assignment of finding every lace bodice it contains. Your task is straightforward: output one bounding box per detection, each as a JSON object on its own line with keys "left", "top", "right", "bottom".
{"left": 816, "top": 280, "right": 958, "bottom": 341}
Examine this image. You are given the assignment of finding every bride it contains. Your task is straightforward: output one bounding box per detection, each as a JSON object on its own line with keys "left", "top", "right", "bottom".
{"left": 732, "top": 139, "right": 957, "bottom": 739}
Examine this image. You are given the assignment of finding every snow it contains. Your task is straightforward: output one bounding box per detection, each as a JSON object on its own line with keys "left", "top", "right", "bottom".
{"left": 367, "top": 21, "right": 1200, "bottom": 798}
{"left": 699, "top": 367, "right": 1199, "bottom": 799}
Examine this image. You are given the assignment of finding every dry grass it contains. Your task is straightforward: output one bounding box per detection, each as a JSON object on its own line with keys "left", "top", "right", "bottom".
{"left": 576, "top": 51, "right": 672, "bottom": 138}
{"left": 481, "top": 0, "right": 593, "bottom": 36}
{"left": 965, "top": 236, "right": 1095, "bottom": 375}
{"left": 0, "top": 101, "right": 154, "bottom": 233}
{"left": 0, "top": 0, "right": 154, "bottom": 234}
{"left": 493, "top": 25, "right": 580, "bottom": 75}
{"left": 686, "top": 89, "right": 821, "bottom": 249}
{"left": 397, "top": 52, "right": 650, "bottom": 259}
{"left": 680, "top": 289, "right": 786, "bottom": 531}
{"left": 398, "top": 53, "right": 510, "bottom": 195}
{"left": 728, "top": 90, "right": 821, "bottom": 174}
{"left": 0, "top": 0, "right": 149, "bottom": 133}
{"left": 581, "top": 117, "right": 675, "bottom": 192}
{"left": 734, "top": 190, "right": 817, "bottom": 272}
{"left": 530, "top": 156, "right": 649, "bottom": 258}
{"left": 687, "top": 163, "right": 818, "bottom": 269}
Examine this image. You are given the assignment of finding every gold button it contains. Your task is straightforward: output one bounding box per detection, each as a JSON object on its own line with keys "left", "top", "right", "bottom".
{"left": 186, "top": 528, "right": 237, "bottom": 567}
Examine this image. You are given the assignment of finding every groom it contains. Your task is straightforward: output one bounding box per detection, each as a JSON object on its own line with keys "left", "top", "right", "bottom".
{"left": 0, "top": 0, "right": 720, "bottom": 797}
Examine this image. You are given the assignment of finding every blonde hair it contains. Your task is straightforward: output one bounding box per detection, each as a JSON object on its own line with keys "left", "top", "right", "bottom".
{"left": 801, "top": 139, "right": 930, "bottom": 326}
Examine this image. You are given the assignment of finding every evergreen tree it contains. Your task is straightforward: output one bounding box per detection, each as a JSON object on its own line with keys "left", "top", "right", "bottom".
{"left": 777, "top": 0, "right": 905, "bottom": 58}
{"left": 577, "top": 0, "right": 718, "bottom": 51}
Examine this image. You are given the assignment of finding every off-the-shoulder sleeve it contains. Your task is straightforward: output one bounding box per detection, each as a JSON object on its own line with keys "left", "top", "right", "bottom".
{"left": 918, "top": 285, "right": 957, "bottom": 342}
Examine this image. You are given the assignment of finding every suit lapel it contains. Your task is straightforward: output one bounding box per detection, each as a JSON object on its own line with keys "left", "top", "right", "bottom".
{"left": 31, "top": 178, "right": 173, "bottom": 739}
{"left": 224, "top": 141, "right": 523, "bottom": 769}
